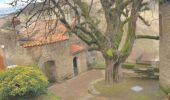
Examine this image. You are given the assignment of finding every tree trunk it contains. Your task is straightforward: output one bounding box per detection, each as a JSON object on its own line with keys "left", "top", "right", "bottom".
{"left": 104, "top": 58, "right": 122, "bottom": 84}
{"left": 105, "top": 58, "right": 114, "bottom": 84}
{"left": 113, "top": 63, "right": 122, "bottom": 82}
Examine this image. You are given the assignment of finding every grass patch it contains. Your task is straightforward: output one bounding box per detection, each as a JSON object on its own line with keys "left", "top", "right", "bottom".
{"left": 153, "top": 89, "right": 165, "bottom": 97}
{"left": 94, "top": 78, "right": 165, "bottom": 100}
{"left": 92, "top": 61, "right": 105, "bottom": 69}
{"left": 122, "top": 62, "right": 136, "bottom": 69}
{"left": 32, "top": 92, "right": 60, "bottom": 100}
{"left": 13, "top": 92, "right": 60, "bottom": 100}
{"left": 131, "top": 94, "right": 150, "bottom": 100}
{"left": 153, "top": 68, "right": 159, "bottom": 73}
{"left": 94, "top": 79, "right": 132, "bottom": 95}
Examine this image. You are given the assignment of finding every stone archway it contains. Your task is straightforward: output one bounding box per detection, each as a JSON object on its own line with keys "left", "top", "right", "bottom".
{"left": 43, "top": 60, "right": 57, "bottom": 82}
{"left": 73, "top": 57, "right": 78, "bottom": 76}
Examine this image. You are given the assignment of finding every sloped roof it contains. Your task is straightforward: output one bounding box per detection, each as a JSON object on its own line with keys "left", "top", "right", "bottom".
{"left": 21, "top": 20, "right": 67, "bottom": 41}
{"left": 70, "top": 44, "right": 85, "bottom": 54}
{"left": 21, "top": 20, "right": 69, "bottom": 48}
{"left": 20, "top": 20, "right": 86, "bottom": 54}
{"left": 22, "top": 34, "right": 69, "bottom": 48}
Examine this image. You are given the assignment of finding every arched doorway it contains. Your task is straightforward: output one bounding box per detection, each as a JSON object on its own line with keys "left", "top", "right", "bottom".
{"left": 73, "top": 57, "right": 78, "bottom": 76}
{"left": 43, "top": 60, "right": 57, "bottom": 82}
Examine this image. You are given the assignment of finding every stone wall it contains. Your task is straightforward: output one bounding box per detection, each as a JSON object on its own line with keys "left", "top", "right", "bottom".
{"left": 38, "top": 40, "right": 74, "bottom": 82}
{"left": 159, "top": 2, "right": 170, "bottom": 91}
{"left": 0, "top": 29, "right": 38, "bottom": 66}
{"left": 72, "top": 51, "right": 88, "bottom": 74}
{"left": 0, "top": 28, "right": 88, "bottom": 82}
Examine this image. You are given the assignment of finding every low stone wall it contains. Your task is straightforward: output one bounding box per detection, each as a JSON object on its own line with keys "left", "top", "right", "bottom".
{"left": 88, "top": 70, "right": 105, "bottom": 95}
{"left": 88, "top": 78, "right": 103, "bottom": 95}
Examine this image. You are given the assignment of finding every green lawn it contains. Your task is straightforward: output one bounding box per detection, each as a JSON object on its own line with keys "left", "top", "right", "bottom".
{"left": 13, "top": 92, "right": 60, "bottom": 100}
{"left": 31, "top": 92, "right": 60, "bottom": 100}
{"left": 94, "top": 78, "right": 166, "bottom": 100}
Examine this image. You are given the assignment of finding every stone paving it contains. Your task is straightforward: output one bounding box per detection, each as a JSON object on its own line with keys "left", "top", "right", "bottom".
{"left": 48, "top": 70, "right": 103, "bottom": 100}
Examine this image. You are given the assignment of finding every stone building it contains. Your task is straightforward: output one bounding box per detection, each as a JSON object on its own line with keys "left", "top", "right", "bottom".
{"left": 22, "top": 35, "right": 87, "bottom": 82}
{"left": 0, "top": 19, "right": 88, "bottom": 82}
{"left": 159, "top": 0, "right": 170, "bottom": 92}
{"left": 19, "top": 21, "right": 88, "bottom": 82}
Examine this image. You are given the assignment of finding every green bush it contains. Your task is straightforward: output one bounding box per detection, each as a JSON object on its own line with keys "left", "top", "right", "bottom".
{"left": 0, "top": 66, "right": 48, "bottom": 100}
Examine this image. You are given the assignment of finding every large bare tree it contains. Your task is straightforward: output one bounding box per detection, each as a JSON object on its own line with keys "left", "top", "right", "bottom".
{"left": 11, "top": 0, "right": 159, "bottom": 84}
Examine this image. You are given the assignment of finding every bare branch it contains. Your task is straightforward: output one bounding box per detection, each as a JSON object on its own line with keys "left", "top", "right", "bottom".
{"left": 138, "top": 15, "right": 150, "bottom": 26}
{"left": 136, "top": 35, "right": 159, "bottom": 40}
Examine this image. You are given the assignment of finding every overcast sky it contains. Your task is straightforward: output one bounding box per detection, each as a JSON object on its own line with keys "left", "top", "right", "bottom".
{"left": 0, "top": 0, "right": 12, "bottom": 8}
{"left": 0, "top": 0, "right": 43, "bottom": 9}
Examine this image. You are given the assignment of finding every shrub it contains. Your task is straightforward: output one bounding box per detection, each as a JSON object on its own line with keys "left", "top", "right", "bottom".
{"left": 0, "top": 68, "right": 4, "bottom": 72}
{"left": 0, "top": 66, "right": 48, "bottom": 100}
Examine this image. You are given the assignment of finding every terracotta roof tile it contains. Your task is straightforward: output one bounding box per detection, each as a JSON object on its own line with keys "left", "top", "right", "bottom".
{"left": 22, "top": 34, "right": 69, "bottom": 48}
{"left": 20, "top": 20, "right": 86, "bottom": 54}
{"left": 21, "top": 20, "right": 67, "bottom": 40}
{"left": 70, "top": 44, "right": 85, "bottom": 54}
{"left": 21, "top": 20, "right": 69, "bottom": 48}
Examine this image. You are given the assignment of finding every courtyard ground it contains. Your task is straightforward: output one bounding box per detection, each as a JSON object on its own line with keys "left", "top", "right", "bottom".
{"left": 91, "top": 78, "right": 166, "bottom": 100}
{"left": 48, "top": 70, "right": 102, "bottom": 100}
{"left": 48, "top": 70, "right": 166, "bottom": 100}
